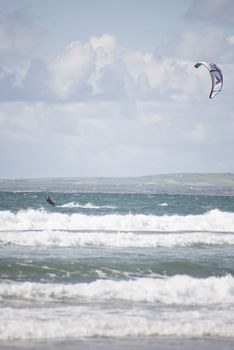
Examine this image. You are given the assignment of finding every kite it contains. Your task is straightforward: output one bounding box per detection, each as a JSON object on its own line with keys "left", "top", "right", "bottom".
{"left": 194, "top": 62, "right": 223, "bottom": 98}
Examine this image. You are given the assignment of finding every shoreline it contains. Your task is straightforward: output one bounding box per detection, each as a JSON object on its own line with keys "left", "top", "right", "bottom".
{"left": 1, "top": 337, "right": 234, "bottom": 350}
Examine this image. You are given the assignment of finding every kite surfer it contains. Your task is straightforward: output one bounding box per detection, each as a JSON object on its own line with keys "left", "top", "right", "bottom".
{"left": 46, "top": 195, "right": 55, "bottom": 206}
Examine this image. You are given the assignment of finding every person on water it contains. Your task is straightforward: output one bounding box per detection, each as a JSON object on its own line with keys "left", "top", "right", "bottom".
{"left": 46, "top": 195, "right": 55, "bottom": 206}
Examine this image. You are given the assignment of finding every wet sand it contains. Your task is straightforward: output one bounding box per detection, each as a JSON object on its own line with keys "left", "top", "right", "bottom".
{"left": 1, "top": 337, "right": 234, "bottom": 350}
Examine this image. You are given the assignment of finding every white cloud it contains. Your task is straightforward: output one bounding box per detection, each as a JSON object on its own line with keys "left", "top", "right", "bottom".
{"left": 49, "top": 41, "right": 95, "bottom": 99}
{"left": 1, "top": 92, "right": 233, "bottom": 178}
{"left": 0, "top": 3, "right": 234, "bottom": 177}
{"left": 47, "top": 33, "right": 204, "bottom": 102}
{"left": 90, "top": 33, "right": 117, "bottom": 53}
{"left": 45, "top": 26, "right": 234, "bottom": 104}
{"left": 1, "top": 20, "right": 233, "bottom": 104}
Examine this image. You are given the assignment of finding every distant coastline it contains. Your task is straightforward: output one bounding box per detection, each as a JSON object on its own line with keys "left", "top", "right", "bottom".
{"left": 1, "top": 173, "right": 234, "bottom": 195}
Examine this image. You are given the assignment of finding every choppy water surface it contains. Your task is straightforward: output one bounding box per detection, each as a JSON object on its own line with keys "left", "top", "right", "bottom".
{"left": 0, "top": 191, "right": 234, "bottom": 348}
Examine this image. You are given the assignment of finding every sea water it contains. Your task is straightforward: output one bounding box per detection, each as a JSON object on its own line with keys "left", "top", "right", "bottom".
{"left": 0, "top": 189, "right": 234, "bottom": 349}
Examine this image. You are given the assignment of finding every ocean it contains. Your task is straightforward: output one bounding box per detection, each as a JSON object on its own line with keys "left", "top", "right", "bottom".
{"left": 0, "top": 184, "right": 234, "bottom": 349}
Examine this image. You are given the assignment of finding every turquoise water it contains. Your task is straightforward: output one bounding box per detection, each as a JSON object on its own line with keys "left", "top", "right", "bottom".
{"left": 0, "top": 189, "right": 234, "bottom": 347}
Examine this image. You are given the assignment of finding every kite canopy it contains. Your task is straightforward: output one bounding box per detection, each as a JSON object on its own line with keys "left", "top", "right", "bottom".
{"left": 194, "top": 62, "right": 223, "bottom": 98}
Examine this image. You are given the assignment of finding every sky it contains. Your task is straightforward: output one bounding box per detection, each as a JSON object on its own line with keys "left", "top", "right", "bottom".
{"left": 0, "top": 0, "right": 234, "bottom": 178}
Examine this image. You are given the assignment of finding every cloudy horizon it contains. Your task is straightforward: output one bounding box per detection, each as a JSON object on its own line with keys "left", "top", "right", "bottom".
{"left": 0, "top": 0, "right": 234, "bottom": 179}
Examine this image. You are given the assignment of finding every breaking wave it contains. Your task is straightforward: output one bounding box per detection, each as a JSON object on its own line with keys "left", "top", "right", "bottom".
{"left": 1, "top": 230, "right": 234, "bottom": 247}
{"left": 0, "top": 209, "right": 233, "bottom": 232}
{"left": 1, "top": 275, "right": 234, "bottom": 340}
{"left": 1, "top": 274, "right": 234, "bottom": 304}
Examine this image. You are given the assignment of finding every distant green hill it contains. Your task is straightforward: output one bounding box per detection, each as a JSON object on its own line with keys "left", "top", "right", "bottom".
{"left": 139, "top": 173, "right": 234, "bottom": 186}
{"left": 0, "top": 173, "right": 234, "bottom": 194}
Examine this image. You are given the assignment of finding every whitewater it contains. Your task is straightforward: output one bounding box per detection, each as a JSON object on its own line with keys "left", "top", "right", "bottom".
{"left": 1, "top": 208, "right": 234, "bottom": 232}
{"left": 0, "top": 190, "right": 234, "bottom": 349}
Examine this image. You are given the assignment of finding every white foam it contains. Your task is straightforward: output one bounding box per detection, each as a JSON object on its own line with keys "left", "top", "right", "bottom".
{"left": 1, "top": 229, "right": 234, "bottom": 247}
{"left": 0, "top": 209, "right": 234, "bottom": 232}
{"left": 1, "top": 275, "right": 234, "bottom": 305}
{"left": 59, "top": 202, "right": 116, "bottom": 209}
{"left": 0, "top": 297, "right": 234, "bottom": 340}
{"left": 1, "top": 276, "right": 234, "bottom": 339}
